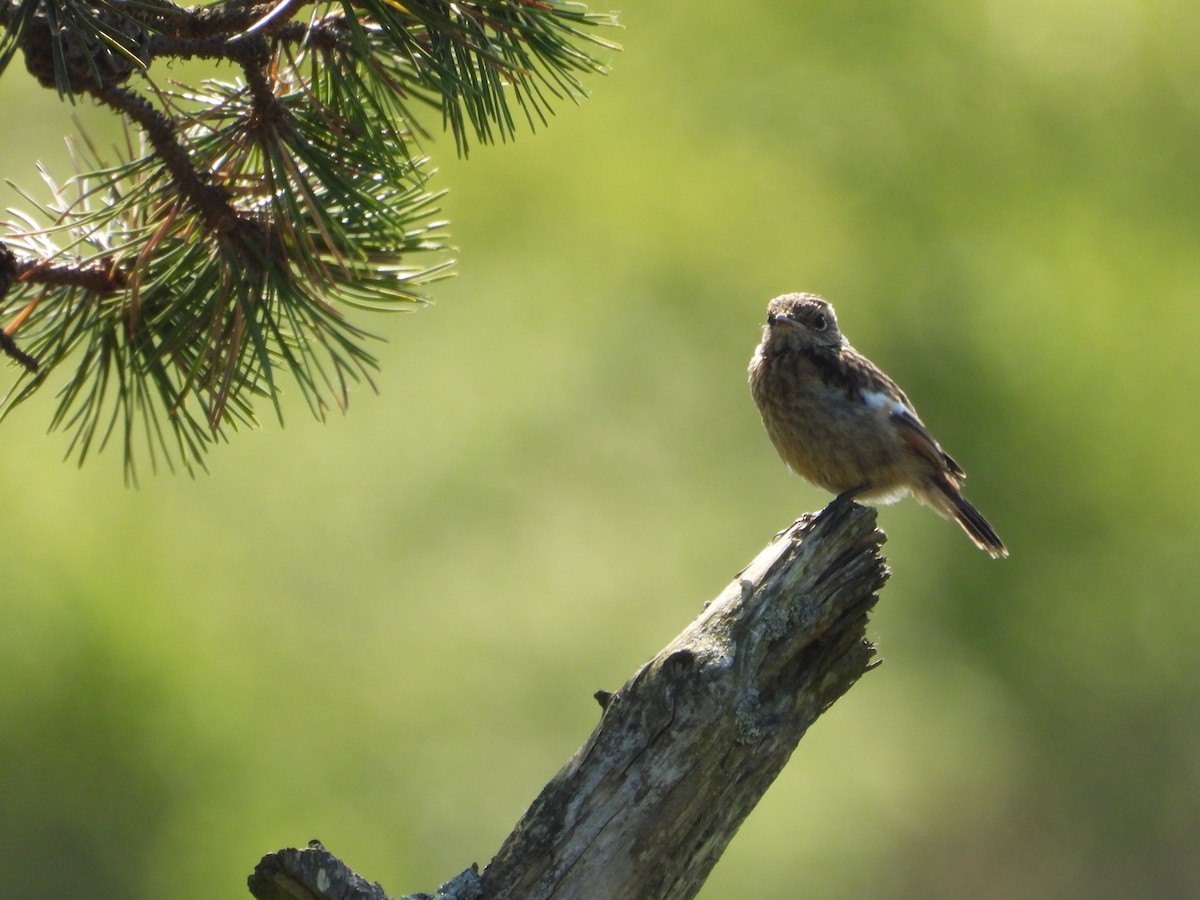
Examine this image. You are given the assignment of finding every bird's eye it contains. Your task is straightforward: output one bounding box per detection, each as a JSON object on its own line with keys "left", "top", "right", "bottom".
{"left": 812, "top": 314, "right": 828, "bottom": 331}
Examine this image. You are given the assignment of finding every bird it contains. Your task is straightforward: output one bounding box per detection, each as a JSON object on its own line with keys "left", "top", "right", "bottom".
{"left": 748, "top": 292, "right": 1008, "bottom": 558}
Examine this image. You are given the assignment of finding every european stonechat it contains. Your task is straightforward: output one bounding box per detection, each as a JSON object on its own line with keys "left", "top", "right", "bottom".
{"left": 749, "top": 292, "right": 1008, "bottom": 558}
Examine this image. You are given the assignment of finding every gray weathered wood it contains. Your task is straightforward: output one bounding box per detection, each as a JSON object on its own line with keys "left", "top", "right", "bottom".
{"left": 248, "top": 840, "right": 394, "bottom": 900}
{"left": 480, "top": 499, "right": 886, "bottom": 899}
{"left": 248, "top": 500, "right": 887, "bottom": 900}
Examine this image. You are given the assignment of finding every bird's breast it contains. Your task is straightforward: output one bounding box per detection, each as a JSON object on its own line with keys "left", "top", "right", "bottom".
{"left": 749, "top": 348, "right": 912, "bottom": 495}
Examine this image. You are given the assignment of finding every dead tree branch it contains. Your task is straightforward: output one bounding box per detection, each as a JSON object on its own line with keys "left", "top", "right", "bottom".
{"left": 249, "top": 499, "right": 888, "bottom": 900}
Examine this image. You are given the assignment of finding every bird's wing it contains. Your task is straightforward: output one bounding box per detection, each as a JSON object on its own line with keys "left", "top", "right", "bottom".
{"left": 891, "top": 405, "right": 967, "bottom": 478}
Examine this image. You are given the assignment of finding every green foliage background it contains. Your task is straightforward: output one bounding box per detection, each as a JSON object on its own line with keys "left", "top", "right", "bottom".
{"left": 3, "top": 1, "right": 1199, "bottom": 897}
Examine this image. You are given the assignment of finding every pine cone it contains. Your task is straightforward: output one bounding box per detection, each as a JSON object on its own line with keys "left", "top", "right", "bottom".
{"left": 21, "top": 2, "right": 151, "bottom": 92}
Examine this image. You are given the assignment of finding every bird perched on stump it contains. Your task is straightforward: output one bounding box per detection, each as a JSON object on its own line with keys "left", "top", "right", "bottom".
{"left": 748, "top": 292, "right": 1008, "bottom": 558}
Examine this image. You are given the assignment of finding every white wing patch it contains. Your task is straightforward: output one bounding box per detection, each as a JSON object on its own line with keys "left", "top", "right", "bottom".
{"left": 863, "top": 389, "right": 910, "bottom": 417}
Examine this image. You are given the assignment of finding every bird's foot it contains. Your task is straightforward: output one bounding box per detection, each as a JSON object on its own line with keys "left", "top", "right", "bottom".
{"left": 828, "top": 485, "right": 868, "bottom": 512}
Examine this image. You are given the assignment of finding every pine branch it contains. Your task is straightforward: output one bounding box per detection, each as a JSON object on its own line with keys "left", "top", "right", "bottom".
{"left": 0, "top": 0, "right": 618, "bottom": 478}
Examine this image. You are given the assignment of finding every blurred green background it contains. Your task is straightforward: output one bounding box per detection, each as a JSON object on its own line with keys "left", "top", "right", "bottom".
{"left": 3, "top": 1, "right": 1199, "bottom": 897}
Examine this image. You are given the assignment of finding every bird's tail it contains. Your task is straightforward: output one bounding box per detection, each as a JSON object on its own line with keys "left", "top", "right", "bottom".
{"left": 922, "top": 476, "right": 1008, "bottom": 559}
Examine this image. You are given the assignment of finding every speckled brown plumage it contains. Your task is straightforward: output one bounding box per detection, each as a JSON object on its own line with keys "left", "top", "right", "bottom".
{"left": 749, "top": 292, "right": 1007, "bottom": 558}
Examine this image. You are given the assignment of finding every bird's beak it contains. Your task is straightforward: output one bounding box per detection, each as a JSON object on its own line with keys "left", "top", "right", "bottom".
{"left": 768, "top": 313, "right": 796, "bottom": 328}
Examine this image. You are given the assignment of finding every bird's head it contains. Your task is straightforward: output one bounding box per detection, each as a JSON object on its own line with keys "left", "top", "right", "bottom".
{"left": 762, "top": 293, "right": 844, "bottom": 352}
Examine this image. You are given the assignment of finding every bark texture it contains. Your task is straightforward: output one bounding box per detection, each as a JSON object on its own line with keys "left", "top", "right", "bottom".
{"left": 249, "top": 500, "right": 888, "bottom": 900}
